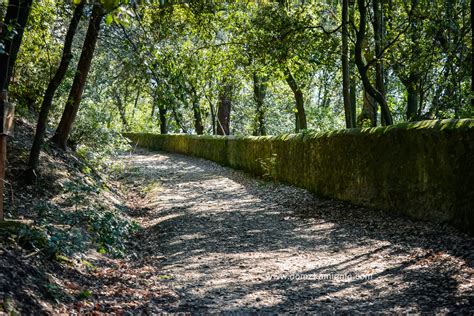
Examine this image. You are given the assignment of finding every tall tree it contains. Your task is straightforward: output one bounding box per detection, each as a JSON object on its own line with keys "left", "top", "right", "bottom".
{"left": 51, "top": 4, "right": 105, "bottom": 149}
{"left": 0, "top": 0, "right": 33, "bottom": 92}
{"left": 217, "top": 83, "right": 232, "bottom": 135}
{"left": 371, "top": 0, "right": 388, "bottom": 125}
{"left": 253, "top": 73, "right": 267, "bottom": 136}
{"left": 112, "top": 87, "right": 129, "bottom": 128}
{"left": 190, "top": 85, "right": 204, "bottom": 135}
{"left": 349, "top": 0, "right": 357, "bottom": 127}
{"left": 355, "top": 0, "right": 393, "bottom": 126}
{"left": 158, "top": 105, "right": 168, "bottom": 134}
{"left": 26, "top": 2, "right": 85, "bottom": 181}
{"left": 285, "top": 67, "right": 307, "bottom": 132}
{"left": 342, "top": 0, "right": 354, "bottom": 128}
{"left": 0, "top": 0, "right": 32, "bottom": 220}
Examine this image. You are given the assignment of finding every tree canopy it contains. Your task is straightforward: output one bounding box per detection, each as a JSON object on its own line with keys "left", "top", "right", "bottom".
{"left": 0, "top": 0, "right": 471, "bottom": 176}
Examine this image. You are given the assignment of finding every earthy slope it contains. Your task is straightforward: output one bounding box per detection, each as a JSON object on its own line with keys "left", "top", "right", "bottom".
{"left": 0, "top": 118, "right": 172, "bottom": 314}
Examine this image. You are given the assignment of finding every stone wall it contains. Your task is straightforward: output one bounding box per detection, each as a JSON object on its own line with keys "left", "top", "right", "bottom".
{"left": 125, "top": 119, "right": 474, "bottom": 234}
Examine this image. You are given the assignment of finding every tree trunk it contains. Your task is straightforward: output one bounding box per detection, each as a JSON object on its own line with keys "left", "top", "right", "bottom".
{"left": 350, "top": 77, "right": 357, "bottom": 125}
{"left": 113, "top": 89, "right": 128, "bottom": 128}
{"left": 151, "top": 102, "right": 156, "bottom": 118}
{"left": 372, "top": 0, "right": 389, "bottom": 125}
{"left": 191, "top": 86, "right": 203, "bottom": 135}
{"left": 152, "top": 91, "right": 168, "bottom": 134}
{"left": 253, "top": 73, "right": 267, "bottom": 136}
{"left": 285, "top": 67, "right": 307, "bottom": 132}
{"left": 0, "top": 0, "right": 32, "bottom": 218}
{"left": 132, "top": 89, "right": 140, "bottom": 121}
{"left": 406, "top": 82, "right": 419, "bottom": 121}
{"left": 26, "top": 3, "right": 84, "bottom": 181}
{"left": 217, "top": 84, "right": 232, "bottom": 135}
{"left": 209, "top": 99, "right": 216, "bottom": 135}
{"left": 418, "top": 79, "right": 424, "bottom": 118}
{"left": 0, "top": 0, "right": 33, "bottom": 91}
{"left": 357, "top": 91, "right": 377, "bottom": 127}
{"left": 50, "top": 4, "right": 104, "bottom": 149}
{"left": 342, "top": 0, "right": 354, "bottom": 128}
{"left": 355, "top": 0, "right": 393, "bottom": 126}
{"left": 192, "top": 100, "right": 204, "bottom": 135}
{"left": 171, "top": 106, "right": 186, "bottom": 133}
{"left": 349, "top": 0, "right": 357, "bottom": 126}
{"left": 159, "top": 106, "right": 168, "bottom": 134}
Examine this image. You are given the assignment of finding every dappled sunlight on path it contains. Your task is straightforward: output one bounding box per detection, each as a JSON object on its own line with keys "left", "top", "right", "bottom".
{"left": 117, "top": 149, "right": 473, "bottom": 313}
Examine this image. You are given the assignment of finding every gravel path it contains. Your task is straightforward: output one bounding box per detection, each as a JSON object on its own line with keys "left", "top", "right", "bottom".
{"left": 121, "top": 149, "right": 473, "bottom": 313}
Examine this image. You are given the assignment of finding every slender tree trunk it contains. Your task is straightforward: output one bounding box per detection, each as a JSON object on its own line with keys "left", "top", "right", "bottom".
{"left": 209, "top": 99, "right": 216, "bottom": 135}
{"left": 217, "top": 84, "right": 232, "bottom": 135}
{"left": 113, "top": 89, "right": 128, "bottom": 128}
{"left": 132, "top": 88, "right": 139, "bottom": 121}
{"left": 406, "top": 83, "right": 419, "bottom": 121}
{"left": 51, "top": 4, "right": 104, "bottom": 149}
{"left": 159, "top": 106, "right": 168, "bottom": 134}
{"left": 152, "top": 91, "right": 167, "bottom": 134}
{"left": 191, "top": 86, "right": 203, "bottom": 135}
{"left": 342, "top": 0, "right": 354, "bottom": 128}
{"left": 321, "top": 78, "right": 330, "bottom": 108}
{"left": 355, "top": 0, "right": 392, "bottom": 125}
{"left": 285, "top": 67, "right": 307, "bottom": 132}
{"left": 0, "top": 0, "right": 32, "bottom": 219}
{"left": 430, "top": 80, "right": 443, "bottom": 118}
{"left": 418, "top": 80, "right": 424, "bottom": 118}
{"left": 253, "top": 73, "right": 267, "bottom": 136}
{"left": 0, "top": 0, "right": 33, "bottom": 91}
{"left": 349, "top": 0, "right": 357, "bottom": 126}
{"left": 372, "top": 0, "right": 389, "bottom": 125}
{"left": 471, "top": 0, "right": 473, "bottom": 108}
{"left": 26, "top": 3, "right": 84, "bottom": 181}
{"left": 349, "top": 80, "right": 357, "bottom": 125}
{"left": 192, "top": 100, "right": 204, "bottom": 135}
{"left": 397, "top": 67, "right": 421, "bottom": 121}
{"left": 171, "top": 106, "right": 186, "bottom": 133}
{"left": 350, "top": 76, "right": 357, "bottom": 127}
{"left": 151, "top": 102, "right": 156, "bottom": 118}
{"left": 357, "top": 91, "right": 377, "bottom": 127}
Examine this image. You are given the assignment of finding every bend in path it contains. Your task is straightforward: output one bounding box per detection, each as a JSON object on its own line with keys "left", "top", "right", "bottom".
{"left": 119, "top": 149, "right": 473, "bottom": 313}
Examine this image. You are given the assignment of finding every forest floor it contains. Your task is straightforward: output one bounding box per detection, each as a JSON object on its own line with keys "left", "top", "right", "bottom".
{"left": 1, "top": 121, "right": 473, "bottom": 314}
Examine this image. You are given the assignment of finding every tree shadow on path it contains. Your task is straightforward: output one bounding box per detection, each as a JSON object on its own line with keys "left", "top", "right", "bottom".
{"left": 121, "top": 149, "right": 474, "bottom": 313}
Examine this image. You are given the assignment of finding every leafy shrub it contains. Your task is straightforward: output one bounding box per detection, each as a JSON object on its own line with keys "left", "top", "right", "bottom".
{"left": 22, "top": 183, "right": 139, "bottom": 258}
{"left": 69, "top": 100, "right": 131, "bottom": 167}
{"left": 85, "top": 208, "right": 140, "bottom": 256}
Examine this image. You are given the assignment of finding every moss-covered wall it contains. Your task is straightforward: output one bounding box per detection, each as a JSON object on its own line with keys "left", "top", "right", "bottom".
{"left": 124, "top": 119, "right": 474, "bottom": 234}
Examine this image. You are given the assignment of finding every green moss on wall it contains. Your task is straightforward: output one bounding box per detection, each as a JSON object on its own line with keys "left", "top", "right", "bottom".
{"left": 124, "top": 119, "right": 474, "bottom": 234}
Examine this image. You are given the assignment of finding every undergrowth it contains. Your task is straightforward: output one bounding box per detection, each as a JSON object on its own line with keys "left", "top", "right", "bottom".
{"left": 8, "top": 132, "right": 138, "bottom": 259}
{"left": 17, "top": 177, "right": 139, "bottom": 259}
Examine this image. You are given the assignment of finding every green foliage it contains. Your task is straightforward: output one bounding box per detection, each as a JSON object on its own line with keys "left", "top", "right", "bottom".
{"left": 10, "top": 0, "right": 470, "bottom": 146}
{"left": 17, "top": 177, "right": 139, "bottom": 258}
{"left": 77, "top": 289, "right": 93, "bottom": 300}
{"left": 70, "top": 99, "right": 132, "bottom": 168}
{"left": 85, "top": 208, "right": 140, "bottom": 255}
{"left": 11, "top": 0, "right": 62, "bottom": 113}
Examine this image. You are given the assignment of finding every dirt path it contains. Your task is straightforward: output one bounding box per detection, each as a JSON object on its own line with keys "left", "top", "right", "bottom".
{"left": 112, "top": 149, "right": 473, "bottom": 313}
